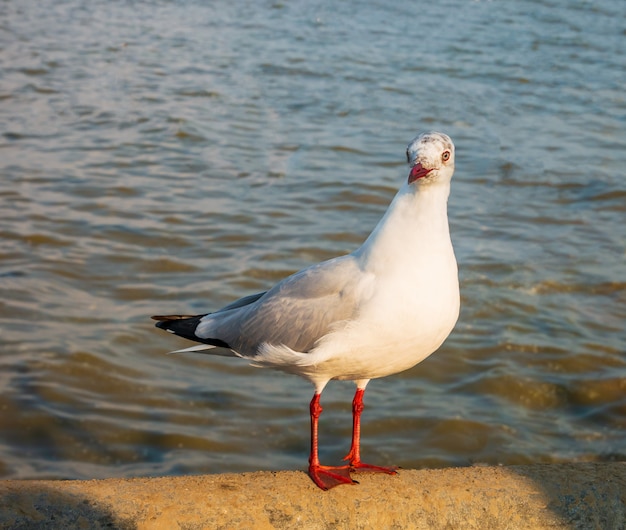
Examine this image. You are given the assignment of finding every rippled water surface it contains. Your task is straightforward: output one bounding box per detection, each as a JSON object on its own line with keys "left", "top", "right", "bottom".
{"left": 1, "top": 0, "right": 625, "bottom": 480}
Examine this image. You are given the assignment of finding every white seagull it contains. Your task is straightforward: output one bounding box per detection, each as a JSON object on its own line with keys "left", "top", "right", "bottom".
{"left": 152, "top": 131, "right": 460, "bottom": 490}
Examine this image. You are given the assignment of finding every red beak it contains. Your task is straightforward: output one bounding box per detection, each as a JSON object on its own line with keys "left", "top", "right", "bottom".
{"left": 408, "top": 163, "right": 432, "bottom": 184}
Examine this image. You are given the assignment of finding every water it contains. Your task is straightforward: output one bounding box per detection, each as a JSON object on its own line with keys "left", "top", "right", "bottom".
{"left": 1, "top": 0, "right": 624, "bottom": 480}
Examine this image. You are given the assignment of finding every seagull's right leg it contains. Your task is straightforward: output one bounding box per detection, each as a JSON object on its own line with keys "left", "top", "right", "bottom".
{"left": 343, "top": 386, "right": 398, "bottom": 475}
{"left": 308, "top": 392, "right": 356, "bottom": 490}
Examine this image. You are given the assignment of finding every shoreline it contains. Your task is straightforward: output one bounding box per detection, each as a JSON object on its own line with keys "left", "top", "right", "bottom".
{"left": 1, "top": 463, "right": 624, "bottom": 529}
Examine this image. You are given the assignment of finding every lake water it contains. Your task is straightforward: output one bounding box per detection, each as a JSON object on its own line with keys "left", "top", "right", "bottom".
{"left": 1, "top": 0, "right": 624, "bottom": 481}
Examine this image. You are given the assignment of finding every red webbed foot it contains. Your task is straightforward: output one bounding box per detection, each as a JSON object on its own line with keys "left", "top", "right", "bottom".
{"left": 308, "top": 464, "right": 357, "bottom": 490}
{"left": 348, "top": 461, "right": 398, "bottom": 474}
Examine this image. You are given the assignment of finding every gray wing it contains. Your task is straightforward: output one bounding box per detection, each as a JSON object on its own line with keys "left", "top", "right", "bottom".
{"left": 195, "top": 254, "right": 371, "bottom": 356}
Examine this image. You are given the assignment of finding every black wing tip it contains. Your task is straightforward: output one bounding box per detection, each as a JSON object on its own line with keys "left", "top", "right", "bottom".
{"left": 151, "top": 314, "right": 195, "bottom": 321}
{"left": 151, "top": 314, "right": 204, "bottom": 333}
{"left": 151, "top": 314, "right": 232, "bottom": 349}
{"left": 154, "top": 319, "right": 169, "bottom": 331}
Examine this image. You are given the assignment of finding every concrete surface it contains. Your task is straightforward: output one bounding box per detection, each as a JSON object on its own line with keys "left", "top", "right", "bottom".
{"left": 1, "top": 463, "right": 624, "bottom": 529}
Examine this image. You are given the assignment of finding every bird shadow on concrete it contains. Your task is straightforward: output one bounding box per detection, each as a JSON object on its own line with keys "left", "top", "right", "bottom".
{"left": 0, "top": 484, "right": 134, "bottom": 530}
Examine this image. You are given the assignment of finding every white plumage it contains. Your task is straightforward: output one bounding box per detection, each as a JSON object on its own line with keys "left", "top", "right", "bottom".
{"left": 153, "top": 131, "right": 460, "bottom": 490}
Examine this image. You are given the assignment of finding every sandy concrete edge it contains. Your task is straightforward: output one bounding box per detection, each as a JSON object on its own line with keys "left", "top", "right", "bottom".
{"left": 1, "top": 463, "right": 625, "bottom": 529}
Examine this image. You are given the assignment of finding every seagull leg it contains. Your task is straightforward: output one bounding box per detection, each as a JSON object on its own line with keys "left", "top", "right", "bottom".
{"left": 308, "top": 392, "right": 356, "bottom": 490}
{"left": 343, "top": 387, "right": 398, "bottom": 474}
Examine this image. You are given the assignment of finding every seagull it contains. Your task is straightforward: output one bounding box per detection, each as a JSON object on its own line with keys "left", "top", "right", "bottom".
{"left": 152, "top": 131, "right": 460, "bottom": 490}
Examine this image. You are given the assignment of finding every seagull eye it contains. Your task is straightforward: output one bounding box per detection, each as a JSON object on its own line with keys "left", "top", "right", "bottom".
{"left": 442, "top": 150, "right": 451, "bottom": 162}
{"left": 406, "top": 149, "right": 410, "bottom": 164}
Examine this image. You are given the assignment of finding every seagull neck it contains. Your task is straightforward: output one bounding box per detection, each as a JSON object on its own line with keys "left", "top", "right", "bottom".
{"left": 355, "top": 181, "right": 452, "bottom": 269}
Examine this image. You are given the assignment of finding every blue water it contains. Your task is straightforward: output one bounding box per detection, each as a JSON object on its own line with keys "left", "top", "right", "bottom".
{"left": 0, "top": 0, "right": 624, "bottom": 480}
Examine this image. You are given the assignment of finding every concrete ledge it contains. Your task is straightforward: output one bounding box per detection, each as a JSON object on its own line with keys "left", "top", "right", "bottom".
{"left": 1, "top": 463, "right": 625, "bottom": 529}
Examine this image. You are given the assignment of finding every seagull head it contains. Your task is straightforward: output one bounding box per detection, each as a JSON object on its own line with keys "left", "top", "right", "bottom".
{"left": 406, "top": 132, "right": 455, "bottom": 185}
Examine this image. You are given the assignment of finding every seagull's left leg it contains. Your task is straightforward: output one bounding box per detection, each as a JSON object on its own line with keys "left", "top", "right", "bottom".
{"left": 343, "top": 381, "right": 398, "bottom": 474}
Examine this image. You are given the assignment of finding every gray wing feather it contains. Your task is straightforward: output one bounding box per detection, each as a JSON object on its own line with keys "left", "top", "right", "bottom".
{"left": 195, "top": 254, "right": 368, "bottom": 356}
{"left": 215, "top": 291, "right": 267, "bottom": 313}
